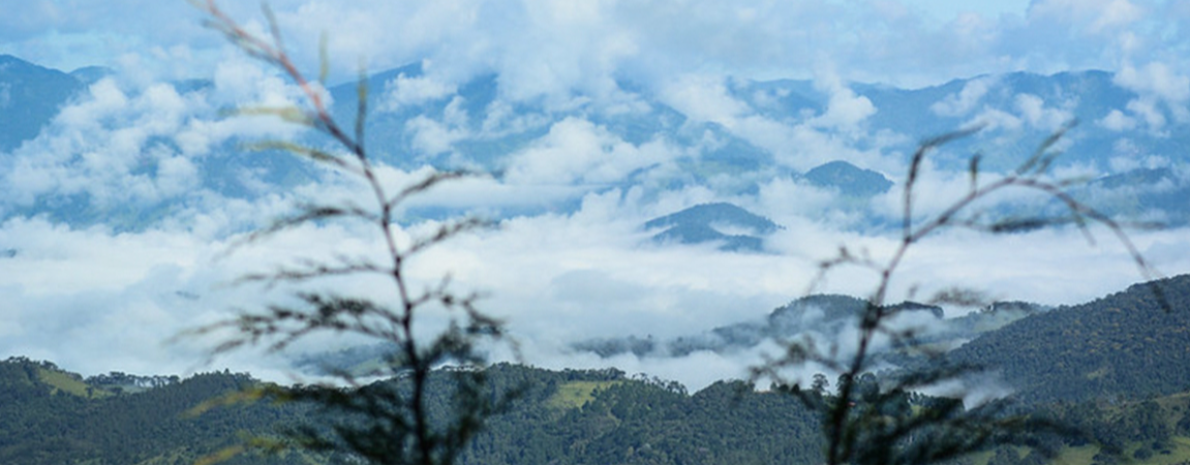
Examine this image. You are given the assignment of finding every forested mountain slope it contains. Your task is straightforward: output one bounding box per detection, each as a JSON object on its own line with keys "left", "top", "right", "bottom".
{"left": 947, "top": 274, "right": 1190, "bottom": 403}
{"left": 0, "top": 359, "right": 824, "bottom": 465}
{"left": 0, "top": 358, "right": 301, "bottom": 465}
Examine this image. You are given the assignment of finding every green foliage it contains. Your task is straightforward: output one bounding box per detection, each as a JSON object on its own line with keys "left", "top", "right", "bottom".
{"left": 459, "top": 371, "right": 824, "bottom": 465}
{"left": 8, "top": 356, "right": 1190, "bottom": 465}
{"left": 0, "top": 360, "right": 816, "bottom": 465}
{"left": 0, "top": 357, "right": 297, "bottom": 465}
{"left": 34, "top": 366, "right": 109, "bottom": 399}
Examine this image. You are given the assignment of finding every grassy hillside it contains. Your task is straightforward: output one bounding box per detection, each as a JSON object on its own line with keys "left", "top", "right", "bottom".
{"left": 35, "top": 367, "right": 110, "bottom": 399}
{"left": 546, "top": 380, "right": 623, "bottom": 410}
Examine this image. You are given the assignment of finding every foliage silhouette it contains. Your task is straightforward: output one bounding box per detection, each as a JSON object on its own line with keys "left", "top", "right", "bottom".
{"left": 183, "top": 2, "right": 517, "bottom": 465}
{"left": 753, "top": 122, "right": 1166, "bottom": 465}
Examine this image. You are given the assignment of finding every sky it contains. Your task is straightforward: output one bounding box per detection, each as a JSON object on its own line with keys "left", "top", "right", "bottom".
{"left": 2, "top": 0, "right": 1190, "bottom": 390}
{"left": 2, "top": 0, "right": 1185, "bottom": 89}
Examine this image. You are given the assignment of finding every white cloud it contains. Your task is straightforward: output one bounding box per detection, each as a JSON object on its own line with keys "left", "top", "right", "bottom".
{"left": 4, "top": 0, "right": 1188, "bottom": 97}
{"left": 964, "top": 107, "right": 1023, "bottom": 133}
{"left": 1013, "top": 93, "right": 1074, "bottom": 130}
{"left": 809, "top": 69, "right": 877, "bottom": 129}
{"left": 931, "top": 77, "right": 996, "bottom": 117}
{"left": 4, "top": 162, "right": 1190, "bottom": 389}
{"left": 1091, "top": 0, "right": 1146, "bottom": 33}
{"left": 504, "top": 117, "right": 677, "bottom": 185}
{"left": 1026, "top": 0, "right": 1144, "bottom": 34}
{"left": 1114, "top": 61, "right": 1190, "bottom": 129}
{"left": 405, "top": 98, "right": 471, "bottom": 157}
{"left": 658, "top": 74, "right": 751, "bottom": 127}
{"left": 1126, "top": 97, "right": 1168, "bottom": 129}
{"left": 380, "top": 71, "right": 458, "bottom": 111}
{"left": 1097, "top": 109, "right": 1138, "bottom": 131}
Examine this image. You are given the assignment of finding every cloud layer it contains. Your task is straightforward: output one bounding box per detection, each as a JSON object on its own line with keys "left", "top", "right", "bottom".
{"left": 3, "top": 0, "right": 1190, "bottom": 391}
{"left": 5, "top": 0, "right": 1190, "bottom": 90}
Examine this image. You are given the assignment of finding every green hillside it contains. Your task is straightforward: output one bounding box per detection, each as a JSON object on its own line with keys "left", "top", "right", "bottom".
{"left": 2, "top": 276, "right": 1190, "bottom": 465}
{"left": 0, "top": 358, "right": 300, "bottom": 465}
{"left": 947, "top": 274, "right": 1190, "bottom": 403}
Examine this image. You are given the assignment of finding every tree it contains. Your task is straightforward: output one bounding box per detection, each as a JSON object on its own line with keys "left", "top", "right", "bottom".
{"left": 753, "top": 125, "right": 1166, "bottom": 465}
{"left": 183, "top": 2, "right": 516, "bottom": 465}
{"left": 1179, "top": 399, "right": 1190, "bottom": 436}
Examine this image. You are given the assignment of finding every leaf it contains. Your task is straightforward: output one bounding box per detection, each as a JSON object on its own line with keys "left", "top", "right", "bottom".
{"left": 195, "top": 445, "right": 246, "bottom": 465}
{"left": 927, "top": 287, "right": 991, "bottom": 308}
{"left": 968, "top": 153, "right": 981, "bottom": 193}
{"left": 240, "top": 140, "right": 361, "bottom": 174}
{"left": 318, "top": 31, "right": 329, "bottom": 85}
{"left": 231, "top": 105, "right": 315, "bottom": 126}
{"left": 405, "top": 217, "right": 490, "bottom": 257}
{"left": 987, "top": 217, "right": 1055, "bottom": 234}
{"left": 387, "top": 170, "right": 476, "bottom": 209}
{"left": 356, "top": 65, "right": 369, "bottom": 147}
{"left": 1015, "top": 120, "right": 1076, "bottom": 176}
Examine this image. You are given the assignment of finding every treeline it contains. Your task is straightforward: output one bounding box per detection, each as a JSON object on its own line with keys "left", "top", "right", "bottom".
{"left": 458, "top": 367, "right": 823, "bottom": 465}
{"left": 0, "top": 359, "right": 823, "bottom": 465}
{"left": 4, "top": 356, "right": 1190, "bottom": 465}
{"left": 0, "top": 357, "right": 299, "bottom": 465}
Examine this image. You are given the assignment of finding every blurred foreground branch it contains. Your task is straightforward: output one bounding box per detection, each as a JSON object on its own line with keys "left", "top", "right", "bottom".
{"left": 756, "top": 122, "right": 1165, "bottom": 465}
{"left": 182, "top": 2, "right": 515, "bottom": 465}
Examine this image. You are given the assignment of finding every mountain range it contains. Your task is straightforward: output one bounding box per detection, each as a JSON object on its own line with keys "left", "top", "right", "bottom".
{"left": 2, "top": 54, "right": 1188, "bottom": 233}
{"left": 573, "top": 274, "right": 1190, "bottom": 406}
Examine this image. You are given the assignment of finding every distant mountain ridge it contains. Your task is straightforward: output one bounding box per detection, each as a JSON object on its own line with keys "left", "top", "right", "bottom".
{"left": 3, "top": 54, "right": 1189, "bottom": 230}
{"left": 801, "top": 160, "right": 893, "bottom": 197}
{"left": 0, "top": 55, "right": 87, "bottom": 152}
{"left": 573, "top": 294, "right": 948, "bottom": 358}
{"left": 643, "top": 202, "right": 781, "bottom": 252}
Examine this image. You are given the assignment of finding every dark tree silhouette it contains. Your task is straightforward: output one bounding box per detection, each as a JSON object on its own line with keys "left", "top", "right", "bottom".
{"left": 753, "top": 123, "right": 1166, "bottom": 465}
{"left": 183, "top": 2, "right": 517, "bottom": 465}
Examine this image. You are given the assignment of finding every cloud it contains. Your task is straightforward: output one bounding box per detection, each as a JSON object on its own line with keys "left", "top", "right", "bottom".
{"left": 379, "top": 71, "right": 458, "bottom": 111}
{"left": 1113, "top": 61, "right": 1190, "bottom": 129}
{"left": 0, "top": 53, "right": 315, "bottom": 214}
{"left": 658, "top": 74, "right": 751, "bottom": 127}
{"left": 1097, "top": 109, "right": 1137, "bottom": 131}
{"left": 504, "top": 117, "right": 678, "bottom": 185}
{"left": 809, "top": 69, "right": 877, "bottom": 129}
{"left": 4, "top": 165, "right": 1190, "bottom": 390}
{"left": 931, "top": 77, "right": 996, "bottom": 117}
{"left": 405, "top": 97, "right": 471, "bottom": 157}
{"left": 652, "top": 72, "right": 891, "bottom": 174}
{"left": 5, "top": 0, "right": 1190, "bottom": 392}
{"left": 1027, "top": 0, "right": 1144, "bottom": 33}
{"left": 1013, "top": 93, "right": 1074, "bottom": 130}
{"left": 4, "top": 79, "right": 195, "bottom": 207}
{"left": 5, "top": 0, "right": 1184, "bottom": 97}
